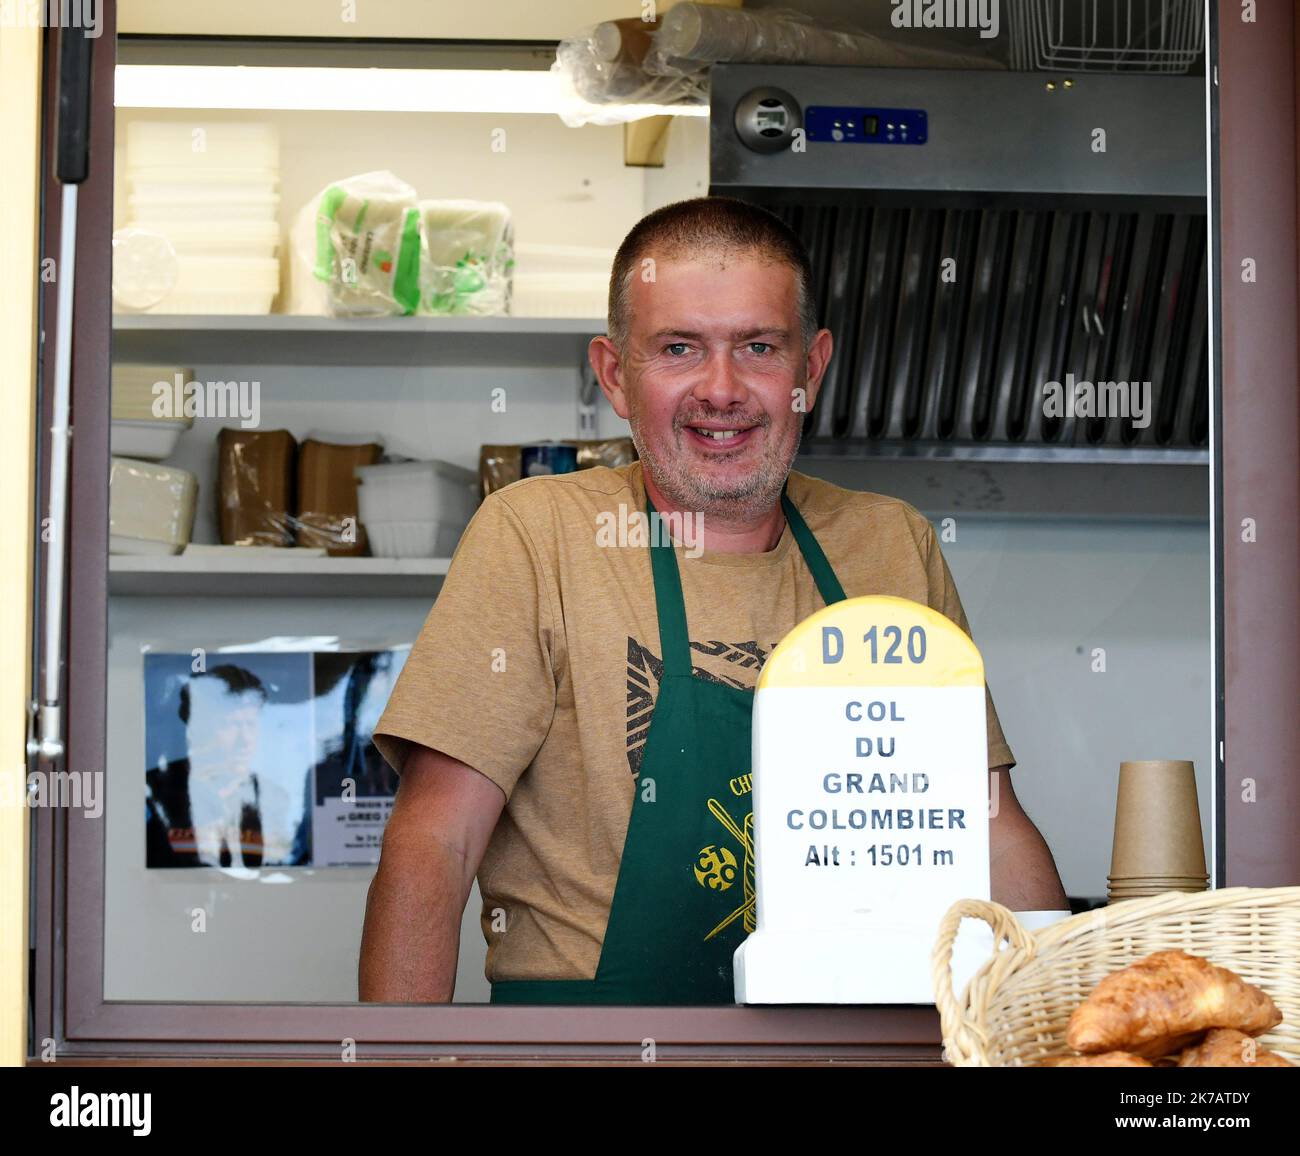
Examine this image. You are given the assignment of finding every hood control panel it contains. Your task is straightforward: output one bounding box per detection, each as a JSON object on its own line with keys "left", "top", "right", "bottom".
{"left": 805, "top": 106, "right": 928, "bottom": 145}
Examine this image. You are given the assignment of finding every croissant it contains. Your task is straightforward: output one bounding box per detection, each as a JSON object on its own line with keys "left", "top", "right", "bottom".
{"left": 1066, "top": 950, "right": 1282, "bottom": 1058}
{"left": 1178, "top": 1028, "right": 1293, "bottom": 1068}
{"left": 1045, "top": 1051, "right": 1153, "bottom": 1067}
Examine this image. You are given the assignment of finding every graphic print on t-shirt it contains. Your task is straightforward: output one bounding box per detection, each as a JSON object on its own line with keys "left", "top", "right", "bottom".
{"left": 624, "top": 635, "right": 776, "bottom": 776}
{"left": 626, "top": 636, "right": 771, "bottom": 940}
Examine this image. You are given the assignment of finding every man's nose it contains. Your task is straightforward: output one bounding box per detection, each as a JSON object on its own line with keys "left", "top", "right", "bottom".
{"left": 693, "top": 349, "right": 749, "bottom": 409}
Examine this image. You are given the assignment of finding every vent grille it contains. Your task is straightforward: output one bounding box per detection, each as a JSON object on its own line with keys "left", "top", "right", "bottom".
{"left": 770, "top": 204, "right": 1209, "bottom": 452}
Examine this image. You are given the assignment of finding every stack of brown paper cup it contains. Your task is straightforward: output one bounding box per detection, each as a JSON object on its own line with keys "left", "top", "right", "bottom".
{"left": 1107, "top": 760, "right": 1208, "bottom": 902}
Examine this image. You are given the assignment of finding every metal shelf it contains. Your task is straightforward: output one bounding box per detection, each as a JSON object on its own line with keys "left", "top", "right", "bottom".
{"left": 799, "top": 440, "right": 1210, "bottom": 466}
{"left": 796, "top": 450, "right": 1210, "bottom": 521}
{"left": 112, "top": 314, "right": 605, "bottom": 367}
{"left": 108, "top": 554, "right": 449, "bottom": 598}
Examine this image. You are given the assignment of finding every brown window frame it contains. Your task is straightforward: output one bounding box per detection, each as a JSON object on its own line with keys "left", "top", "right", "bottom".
{"left": 29, "top": 0, "right": 1300, "bottom": 1063}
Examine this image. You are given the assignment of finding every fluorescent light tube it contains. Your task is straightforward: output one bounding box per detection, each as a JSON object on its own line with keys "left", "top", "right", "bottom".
{"left": 114, "top": 64, "right": 709, "bottom": 119}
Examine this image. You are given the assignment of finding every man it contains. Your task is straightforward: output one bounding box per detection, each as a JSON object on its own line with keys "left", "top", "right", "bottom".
{"left": 361, "top": 196, "right": 1067, "bottom": 1005}
{"left": 146, "top": 664, "right": 268, "bottom": 869}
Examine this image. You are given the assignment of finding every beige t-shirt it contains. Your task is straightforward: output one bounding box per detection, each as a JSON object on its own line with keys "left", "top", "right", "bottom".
{"left": 373, "top": 461, "right": 1015, "bottom": 983}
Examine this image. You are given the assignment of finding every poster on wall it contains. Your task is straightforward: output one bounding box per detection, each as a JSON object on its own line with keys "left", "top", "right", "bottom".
{"left": 143, "top": 646, "right": 407, "bottom": 870}
{"left": 310, "top": 648, "right": 409, "bottom": 867}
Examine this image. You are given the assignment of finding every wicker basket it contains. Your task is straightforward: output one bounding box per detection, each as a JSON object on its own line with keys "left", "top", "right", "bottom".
{"left": 932, "top": 887, "right": 1300, "bottom": 1066}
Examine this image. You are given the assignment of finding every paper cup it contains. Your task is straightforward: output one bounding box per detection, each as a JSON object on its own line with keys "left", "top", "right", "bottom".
{"left": 1109, "top": 870, "right": 1208, "bottom": 877}
{"left": 1108, "top": 877, "right": 1208, "bottom": 886}
{"left": 1108, "top": 884, "right": 1205, "bottom": 894}
{"left": 1107, "top": 885, "right": 1206, "bottom": 900}
{"left": 1108, "top": 873, "right": 1209, "bottom": 882}
{"left": 1109, "top": 760, "right": 1207, "bottom": 879}
{"left": 1109, "top": 874, "right": 1207, "bottom": 884}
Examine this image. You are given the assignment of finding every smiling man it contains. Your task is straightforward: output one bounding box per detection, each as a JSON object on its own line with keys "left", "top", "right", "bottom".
{"left": 361, "top": 196, "right": 1067, "bottom": 1006}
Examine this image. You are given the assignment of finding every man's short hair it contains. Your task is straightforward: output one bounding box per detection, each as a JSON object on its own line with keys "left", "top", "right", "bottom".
{"left": 607, "top": 196, "right": 818, "bottom": 352}
{"left": 179, "top": 664, "right": 268, "bottom": 723}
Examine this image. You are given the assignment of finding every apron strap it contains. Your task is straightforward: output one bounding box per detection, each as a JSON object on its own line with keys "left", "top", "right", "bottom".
{"left": 781, "top": 482, "right": 847, "bottom": 606}
{"left": 645, "top": 481, "right": 847, "bottom": 678}
{"left": 645, "top": 494, "right": 694, "bottom": 677}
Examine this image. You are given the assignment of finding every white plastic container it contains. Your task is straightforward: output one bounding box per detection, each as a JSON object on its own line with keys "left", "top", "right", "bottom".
{"left": 355, "top": 460, "right": 477, "bottom": 558}
{"left": 109, "top": 457, "right": 198, "bottom": 554}
{"left": 130, "top": 219, "right": 280, "bottom": 257}
{"left": 129, "top": 163, "right": 279, "bottom": 182}
{"left": 111, "top": 227, "right": 179, "bottom": 311}
{"left": 148, "top": 255, "right": 280, "bottom": 315}
{"left": 364, "top": 519, "right": 467, "bottom": 559}
{"left": 129, "top": 191, "right": 280, "bottom": 222}
{"left": 111, "top": 364, "right": 194, "bottom": 420}
{"left": 125, "top": 121, "right": 280, "bottom": 171}
{"left": 110, "top": 418, "right": 191, "bottom": 460}
{"left": 129, "top": 174, "right": 279, "bottom": 200}
{"left": 355, "top": 460, "right": 477, "bottom": 524}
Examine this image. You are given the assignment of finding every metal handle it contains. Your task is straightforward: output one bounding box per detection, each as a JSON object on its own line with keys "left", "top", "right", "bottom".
{"left": 56, "top": 24, "right": 93, "bottom": 184}
{"left": 29, "top": 26, "right": 95, "bottom": 764}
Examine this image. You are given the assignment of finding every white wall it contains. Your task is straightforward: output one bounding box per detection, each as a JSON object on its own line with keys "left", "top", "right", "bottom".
{"left": 795, "top": 457, "right": 1215, "bottom": 899}
{"left": 916, "top": 515, "right": 1213, "bottom": 898}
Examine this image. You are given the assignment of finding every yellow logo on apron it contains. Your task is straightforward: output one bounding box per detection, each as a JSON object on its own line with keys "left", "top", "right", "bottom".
{"left": 694, "top": 844, "right": 738, "bottom": 890}
{"left": 698, "top": 798, "right": 756, "bottom": 941}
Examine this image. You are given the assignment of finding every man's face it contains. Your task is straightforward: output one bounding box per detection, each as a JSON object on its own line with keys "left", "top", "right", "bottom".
{"left": 593, "top": 250, "right": 830, "bottom": 520}
{"left": 186, "top": 680, "right": 262, "bottom": 774}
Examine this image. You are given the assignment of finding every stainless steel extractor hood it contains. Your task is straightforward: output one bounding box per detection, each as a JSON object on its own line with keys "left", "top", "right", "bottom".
{"left": 709, "top": 65, "right": 1209, "bottom": 461}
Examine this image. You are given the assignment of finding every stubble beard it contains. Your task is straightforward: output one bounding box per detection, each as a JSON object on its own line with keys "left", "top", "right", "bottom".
{"left": 627, "top": 401, "right": 803, "bottom": 526}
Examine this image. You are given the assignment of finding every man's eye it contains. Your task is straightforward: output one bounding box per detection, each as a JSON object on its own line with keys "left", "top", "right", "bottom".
{"left": 749, "top": 342, "right": 772, "bottom": 354}
{"left": 665, "top": 343, "right": 689, "bottom": 356}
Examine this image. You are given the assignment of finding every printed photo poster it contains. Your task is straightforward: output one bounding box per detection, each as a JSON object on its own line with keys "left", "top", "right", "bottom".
{"left": 311, "top": 647, "right": 410, "bottom": 867}
{"left": 143, "top": 646, "right": 409, "bottom": 869}
{"left": 144, "top": 651, "right": 315, "bottom": 870}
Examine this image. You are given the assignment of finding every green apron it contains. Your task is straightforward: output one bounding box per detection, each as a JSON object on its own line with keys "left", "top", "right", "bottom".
{"left": 490, "top": 483, "right": 847, "bottom": 1005}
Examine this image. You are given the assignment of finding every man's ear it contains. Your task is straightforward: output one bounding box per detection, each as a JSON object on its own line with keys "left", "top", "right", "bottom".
{"left": 802, "top": 328, "right": 834, "bottom": 412}
{"left": 589, "top": 336, "right": 630, "bottom": 420}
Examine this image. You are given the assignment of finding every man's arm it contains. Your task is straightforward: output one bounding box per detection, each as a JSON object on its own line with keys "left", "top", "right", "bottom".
{"left": 988, "top": 765, "right": 1069, "bottom": 910}
{"left": 358, "top": 744, "right": 506, "bottom": 1003}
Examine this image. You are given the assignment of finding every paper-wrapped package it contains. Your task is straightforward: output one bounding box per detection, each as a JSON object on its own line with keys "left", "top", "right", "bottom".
{"left": 288, "top": 171, "right": 423, "bottom": 316}
{"left": 419, "top": 199, "right": 514, "bottom": 315}
{"left": 296, "top": 435, "right": 383, "bottom": 555}
{"left": 644, "top": 4, "right": 1003, "bottom": 75}
{"left": 218, "top": 428, "right": 298, "bottom": 547}
{"left": 551, "top": 19, "right": 707, "bottom": 126}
